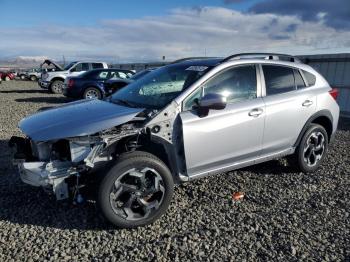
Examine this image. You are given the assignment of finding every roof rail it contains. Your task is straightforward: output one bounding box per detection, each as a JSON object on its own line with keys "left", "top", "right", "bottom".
{"left": 171, "top": 57, "right": 219, "bottom": 64}
{"left": 221, "top": 53, "right": 301, "bottom": 63}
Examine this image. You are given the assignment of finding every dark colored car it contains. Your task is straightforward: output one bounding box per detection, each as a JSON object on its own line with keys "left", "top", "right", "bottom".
{"left": 0, "top": 71, "right": 16, "bottom": 81}
{"left": 103, "top": 69, "right": 155, "bottom": 94}
{"left": 63, "top": 69, "right": 135, "bottom": 99}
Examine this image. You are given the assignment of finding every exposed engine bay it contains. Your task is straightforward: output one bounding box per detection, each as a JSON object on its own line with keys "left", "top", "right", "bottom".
{"left": 9, "top": 122, "right": 147, "bottom": 201}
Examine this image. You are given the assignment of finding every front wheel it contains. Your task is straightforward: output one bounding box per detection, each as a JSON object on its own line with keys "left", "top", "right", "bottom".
{"left": 50, "top": 80, "right": 64, "bottom": 94}
{"left": 98, "top": 151, "right": 174, "bottom": 228}
{"left": 291, "top": 124, "right": 328, "bottom": 173}
{"left": 5, "top": 76, "right": 10, "bottom": 81}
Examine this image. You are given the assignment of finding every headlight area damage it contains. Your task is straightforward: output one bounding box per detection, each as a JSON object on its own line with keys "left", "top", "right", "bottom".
{"left": 9, "top": 123, "right": 143, "bottom": 201}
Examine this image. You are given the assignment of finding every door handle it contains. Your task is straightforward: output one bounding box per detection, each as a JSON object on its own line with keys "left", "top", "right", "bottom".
{"left": 248, "top": 108, "right": 263, "bottom": 117}
{"left": 302, "top": 100, "right": 313, "bottom": 107}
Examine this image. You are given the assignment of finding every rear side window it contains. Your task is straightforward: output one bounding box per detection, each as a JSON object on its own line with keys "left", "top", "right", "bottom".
{"left": 294, "top": 69, "right": 306, "bottom": 89}
{"left": 263, "top": 65, "right": 296, "bottom": 95}
{"left": 92, "top": 63, "right": 104, "bottom": 69}
{"left": 118, "top": 72, "right": 128, "bottom": 79}
{"left": 302, "top": 70, "right": 316, "bottom": 86}
{"left": 98, "top": 71, "right": 109, "bottom": 79}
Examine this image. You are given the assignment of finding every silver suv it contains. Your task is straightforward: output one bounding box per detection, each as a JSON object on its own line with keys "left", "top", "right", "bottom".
{"left": 10, "top": 53, "right": 339, "bottom": 228}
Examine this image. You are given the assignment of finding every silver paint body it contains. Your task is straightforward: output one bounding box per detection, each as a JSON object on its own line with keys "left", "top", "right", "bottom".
{"left": 16, "top": 58, "right": 340, "bottom": 195}
{"left": 149, "top": 59, "right": 339, "bottom": 179}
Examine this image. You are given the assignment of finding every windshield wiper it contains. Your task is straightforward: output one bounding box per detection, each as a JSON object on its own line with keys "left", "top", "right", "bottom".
{"left": 112, "top": 99, "right": 137, "bottom": 108}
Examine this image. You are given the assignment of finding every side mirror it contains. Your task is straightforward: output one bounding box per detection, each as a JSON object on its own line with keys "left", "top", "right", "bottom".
{"left": 199, "top": 93, "right": 227, "bottom": 110}
{"left": 197, "top": 93, "right": 227, "bottom": 117}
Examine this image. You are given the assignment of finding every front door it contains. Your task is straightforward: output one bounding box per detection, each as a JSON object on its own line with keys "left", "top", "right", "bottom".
{"left": 180, "top": 65, "right": 265, "bottom": 177}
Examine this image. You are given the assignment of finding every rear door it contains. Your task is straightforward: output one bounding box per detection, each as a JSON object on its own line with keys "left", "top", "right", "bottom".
{"left": 180, "top": 65, "right": 265, "bottom": 177}
{"left": 260, "top": 64, "right": 316, "bottom": 155}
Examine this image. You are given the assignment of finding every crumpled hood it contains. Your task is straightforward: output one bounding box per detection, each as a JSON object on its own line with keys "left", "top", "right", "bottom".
{"left": 19, "top": 99, "right": 144, "bottom": 142}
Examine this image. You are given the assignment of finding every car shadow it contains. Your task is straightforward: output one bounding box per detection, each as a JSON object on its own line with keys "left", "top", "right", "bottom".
{"left": 0, "top": 139, "right": 113, "bottom": 230}
{"left": 240, "top": 159, "right": 296, "bottom": 175}
{"left": 15, "top": 96, "right": 74, "bottom": 104}
{"left": 0, "top": 89, "right": 48, "bottom": 94}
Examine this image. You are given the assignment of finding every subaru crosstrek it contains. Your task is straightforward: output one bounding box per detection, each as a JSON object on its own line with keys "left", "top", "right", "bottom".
{"left": 9, "top": 53, "right": 339, "bottom": 228}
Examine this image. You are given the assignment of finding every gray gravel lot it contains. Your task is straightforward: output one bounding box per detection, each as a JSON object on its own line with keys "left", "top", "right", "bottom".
{"left": 0, "top": 80, "right": 349, "bottom": 261}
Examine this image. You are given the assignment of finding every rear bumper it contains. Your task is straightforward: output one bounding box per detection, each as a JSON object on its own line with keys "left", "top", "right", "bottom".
{"left": 62, "top": 86, "right": 81, "bottom": 98}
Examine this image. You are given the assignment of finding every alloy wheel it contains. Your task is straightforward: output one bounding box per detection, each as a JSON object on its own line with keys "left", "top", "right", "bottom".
{"left": 85, "top": 89, "right": 99, "bottom": 99}
{"left": 109, "top": 167, "right": 165, "bottom": 221}
{"left": 303, "top": 131, "right": 325, "bottom": 167}
{"left": 52, "top": 82, "right": 63, "bottom": 93}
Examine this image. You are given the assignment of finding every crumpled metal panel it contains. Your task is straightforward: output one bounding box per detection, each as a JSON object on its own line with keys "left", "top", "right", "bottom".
{"left": 19, "top": 99, "right": 144, "bottom": 142}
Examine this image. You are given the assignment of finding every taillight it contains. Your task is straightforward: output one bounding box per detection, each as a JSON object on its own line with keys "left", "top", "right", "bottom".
{"left": 328, "top": 88, "right": 339, "bottom": 100}
{"left": 68, "top": 79, "right": 74, "bottom": 88}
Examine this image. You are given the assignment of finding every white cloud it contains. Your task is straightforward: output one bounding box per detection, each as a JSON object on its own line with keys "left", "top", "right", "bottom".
{"left": 0, "top": 7, "right": 349, "bottom": 62}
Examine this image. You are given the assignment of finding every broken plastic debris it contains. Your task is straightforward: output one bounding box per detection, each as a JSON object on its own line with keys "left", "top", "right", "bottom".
{"left": 232, "top": 192, "right": 244, "bottom": 201}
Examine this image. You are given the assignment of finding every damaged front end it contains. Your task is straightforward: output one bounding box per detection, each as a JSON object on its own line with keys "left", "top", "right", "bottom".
{"left": 9, "top": 122, "right": 144, "bottom": 201}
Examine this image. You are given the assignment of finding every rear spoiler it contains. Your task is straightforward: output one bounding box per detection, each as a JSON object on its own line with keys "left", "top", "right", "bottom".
{"left": 40, "top": 59, "right": 64, "bottom": 71}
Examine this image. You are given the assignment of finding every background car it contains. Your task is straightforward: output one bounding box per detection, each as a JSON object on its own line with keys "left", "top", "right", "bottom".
{"left": 19, "top": 68, "right": 41, "bottom": 81}
{"left": 63, "top": 68, "right": 135, "bottom": 99}
{"left": 103, "top": 68, "right": 155, "bottom": 95}
{"left": 39, "top": 60, "right": 108, "bottom": 94}
{"left": 0, "top": 71, "right": 16, "bottom": 81}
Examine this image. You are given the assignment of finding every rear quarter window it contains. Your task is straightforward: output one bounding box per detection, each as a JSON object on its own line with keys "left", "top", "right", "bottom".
{"left": 302, "top": 70, "right": 316, "bottom": 86}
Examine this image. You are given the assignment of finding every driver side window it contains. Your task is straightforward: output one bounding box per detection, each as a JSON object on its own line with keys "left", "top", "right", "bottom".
{"left": 183, "top": 65, "right": 257, "bottom": 110}
{"left": 203, "top": 65, "right": 257, "bottom": 103}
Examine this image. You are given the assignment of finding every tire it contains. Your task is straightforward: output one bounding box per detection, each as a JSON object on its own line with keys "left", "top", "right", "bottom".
{"left": 83, "top": 87, "right": 102, "bottom": 99}
{"left": 30, "top": 75, "right": 37, "bottom": 81}
{"left": 290, "top": 124, "right": 328, "bottom": 173}
{"left": 5, "top": 76, "right": 10, "bottom": 81}
{"left": 50, "top": 80, "right": 64, "bottom": 94}
{"left": 98, "top": 151, "right": 174, "bottom": 228}
{"left": 20, "top": 75, "right": 26, "bottom": 80}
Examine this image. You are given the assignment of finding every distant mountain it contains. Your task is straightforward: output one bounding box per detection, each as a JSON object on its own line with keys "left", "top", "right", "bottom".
{"left": 0, "top": 56, "right": 49, "bottom": 69}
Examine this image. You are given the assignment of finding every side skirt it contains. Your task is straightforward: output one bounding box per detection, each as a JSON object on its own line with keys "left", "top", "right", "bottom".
{"left": 185, "top": 147, "right": 295, "bottom": 181}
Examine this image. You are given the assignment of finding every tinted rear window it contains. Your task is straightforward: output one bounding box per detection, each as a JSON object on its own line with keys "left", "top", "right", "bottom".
{"left": 263, "top": 65, "right": 296, "bottom": 95}
{"left": 302, "top": 70, "right": 316, "bottom": 86}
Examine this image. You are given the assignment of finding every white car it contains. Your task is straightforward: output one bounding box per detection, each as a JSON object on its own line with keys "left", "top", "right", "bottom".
{"left": 39, "top": 60, "right": 108, "bottom": 94}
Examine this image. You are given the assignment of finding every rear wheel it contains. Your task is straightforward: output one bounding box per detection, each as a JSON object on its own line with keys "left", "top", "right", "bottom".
{"left": 20, "top": 75, "right": 26, "bottom": 80}
{"left": 98, "top": 151, "right": 174, "bottom": 228}
{"left": 50, "top": 80, "right": 64, "bottom": 94}
{"left": 290, "top": 124, "right": 328, "bottom": 173}
{"left": 5, "top": 76, "right": 10, "bottom": 81}
{"left": 83, "top": 87, "right": 102, "bottom": 99}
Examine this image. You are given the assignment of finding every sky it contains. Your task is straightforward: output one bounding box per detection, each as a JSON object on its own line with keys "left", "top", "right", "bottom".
{"left": 0, "top": 0, "right": 349, "bottom": 62}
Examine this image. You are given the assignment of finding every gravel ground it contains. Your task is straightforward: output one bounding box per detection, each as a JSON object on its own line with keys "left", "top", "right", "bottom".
{"left": 0, "top": 80, "right": 349, "bottom": 261}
